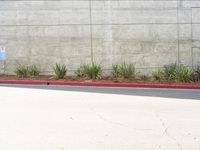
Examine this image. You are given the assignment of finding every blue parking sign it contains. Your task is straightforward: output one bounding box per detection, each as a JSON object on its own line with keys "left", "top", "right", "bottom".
{"left": 0, "top": 47, "right": 6, "bottom": 61}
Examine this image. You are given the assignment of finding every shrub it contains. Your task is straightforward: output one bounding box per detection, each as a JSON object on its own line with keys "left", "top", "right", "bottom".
{"left": 15, "top": 65, "right": 29, "bottom": 78}
{"left": 28, "top": 65, "right": 40, "bottom": 76}
{"left": 164, "top": 64, "right": 177, "bottom": 80}
{"left": 152, "top": 70, "right": 165, "bottom": 82}
{"left": 112, "top": 63, "right": 136, "bottom": 79}
{"left": 76, "top": 63, "right": 102, "bottom": 79}
{"left": 172, "top": 65, "right": 192, "bottom": 82}
{"left": 53, "top": 64, "right": 67, "bottom": 79}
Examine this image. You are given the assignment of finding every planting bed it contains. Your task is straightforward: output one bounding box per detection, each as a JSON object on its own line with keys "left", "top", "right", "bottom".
{"left": 0, "top": 75, "right": 200, "bottom": 87}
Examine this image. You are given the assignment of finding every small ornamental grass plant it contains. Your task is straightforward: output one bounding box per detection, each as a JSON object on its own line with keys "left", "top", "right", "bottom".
{"left": 171, "top": 65, "right": 192, "bottom": 82}
{"left": 28, "top": 65, "right": 40, "bottom": 76}
{"left": 196, "top": 65, "right": 200, "bottom": 80}
{"left": 164, "top": 64, "right": 178, "bottom": 81}
{"left": 112, "top": 63, "right": 136, "bottom": 79}
{"left": 15, "top": 65, "right": 29, "bottom": 78}
{"left": 15, "top": 65, "right": 40, "bottom": 78}
{"left": 53, "top": 63, "right": 67, "bottom": 79}
{"left": 152, "top": 64, "right": 193, "bottom": 82}
{"left": 112, "top": 64, "right": 120, "bottom": 78}
{"left": 75, "top": 63, "right": 102, "bottom": 80}
{"left": 152, "top": 70, "right": 165, "bottom": 82}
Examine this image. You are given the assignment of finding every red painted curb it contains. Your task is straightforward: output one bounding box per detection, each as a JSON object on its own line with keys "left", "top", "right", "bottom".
{"left": 0, "top": 80, "right": 200, "bottom": 90}
{"left": 0, "top": 80, "right": 47, "bottom": 85}
{"left": 49, "top": 81, "right": 200, "bottom": 90}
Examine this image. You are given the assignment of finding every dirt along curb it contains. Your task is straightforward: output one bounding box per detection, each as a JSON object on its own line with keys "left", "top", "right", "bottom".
{"left": 0, "top": 80, "right": 200, "bottom": 90}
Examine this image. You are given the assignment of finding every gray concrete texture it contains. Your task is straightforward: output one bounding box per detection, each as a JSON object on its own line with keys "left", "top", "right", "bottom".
{"left": 0, "top": 1, "right": 200, "bottom": 75}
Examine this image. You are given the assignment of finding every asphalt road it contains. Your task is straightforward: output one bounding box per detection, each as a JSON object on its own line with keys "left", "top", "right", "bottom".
{"left": 0, "top": 85, "right": 200, "bottom": 150}
{"left": 0, "top": 84, "right": 200, "bottom": 100}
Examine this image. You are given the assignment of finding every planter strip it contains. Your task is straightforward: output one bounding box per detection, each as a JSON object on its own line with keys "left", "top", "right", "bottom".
{"left": 0, "top": 80, "right": 200, "bottom": 90}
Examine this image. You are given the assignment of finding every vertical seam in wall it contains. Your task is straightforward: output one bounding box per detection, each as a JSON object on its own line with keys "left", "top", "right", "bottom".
{"left": 89, "top": 0, "right": 94, "bottom": 63}
{"left": 191, "top": 8, "right": 194, "bottom": 69}
{"left": 177, "top": 0, "right": 180, "bottom": 65}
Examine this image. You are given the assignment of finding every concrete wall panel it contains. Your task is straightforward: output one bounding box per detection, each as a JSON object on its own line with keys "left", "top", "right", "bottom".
{"left": 0, "top": 0, "right": 200, "bottom": 74}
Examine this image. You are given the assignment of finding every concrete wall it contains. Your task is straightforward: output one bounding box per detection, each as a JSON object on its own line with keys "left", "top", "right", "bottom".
{"left": 0, "top": 1, "right": 200, "bottom": 75}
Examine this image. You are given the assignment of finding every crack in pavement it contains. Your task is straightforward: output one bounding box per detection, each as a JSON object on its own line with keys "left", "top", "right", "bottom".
{"left": 155, "top": 112, "right": 183, "bottom": 150}
{"left": 96, "top": 113, "right": 128, "bottom": 127}
{"left": 90, "top": 108, "right": 128, "bottom": 127}
{"left": 90, "top": 108, "right": 156, "bottom": 132}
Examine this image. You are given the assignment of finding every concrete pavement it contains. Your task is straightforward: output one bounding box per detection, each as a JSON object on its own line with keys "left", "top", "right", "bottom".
{"left": 0, "top": 86, "right": 200, "bottom": 150}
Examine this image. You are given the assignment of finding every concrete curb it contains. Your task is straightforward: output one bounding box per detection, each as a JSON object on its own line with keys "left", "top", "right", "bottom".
{"left": 0, "top": 80, "right": 200, "bottom": 90}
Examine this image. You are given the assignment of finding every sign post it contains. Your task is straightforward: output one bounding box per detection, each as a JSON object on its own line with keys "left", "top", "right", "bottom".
{"left": 0, "top": 47, "right": 6, "bottom": 74}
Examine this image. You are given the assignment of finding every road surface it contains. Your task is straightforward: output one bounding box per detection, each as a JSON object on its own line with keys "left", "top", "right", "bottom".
{"left": 0, "top": 85, "right": 200, "bottom": 150}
